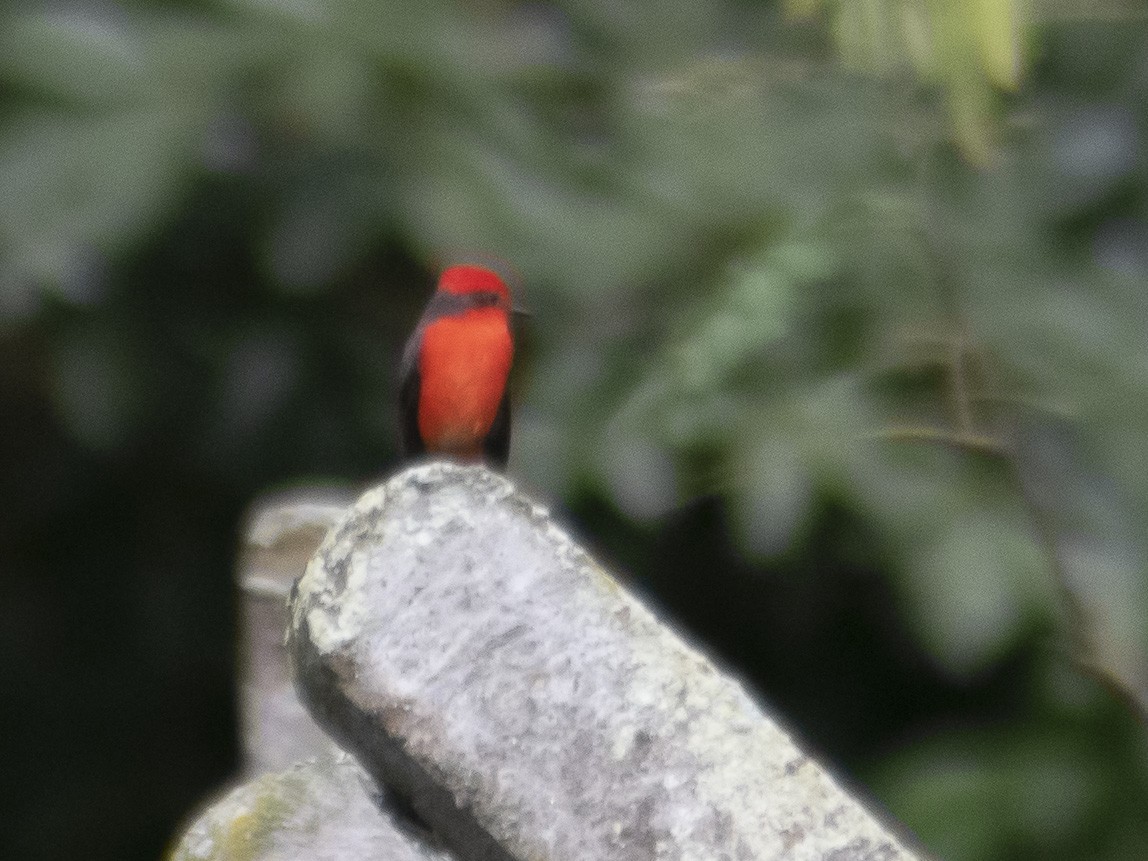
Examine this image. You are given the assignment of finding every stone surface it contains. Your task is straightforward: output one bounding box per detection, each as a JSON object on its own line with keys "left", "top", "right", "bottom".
{"left": 168, "top": 751, "right": 451, "bottom": 861}
{"left": 238, "top": 488, "right": 355, "bottom": 774}
{"left": 289, "top": 462, "right": 922, "bottom": 861}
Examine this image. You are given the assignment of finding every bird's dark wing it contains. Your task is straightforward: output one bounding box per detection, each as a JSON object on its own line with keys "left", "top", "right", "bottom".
{"left": 398, "top": 331, "right": 425, "bottom": 459}
{"left": 483, "top": 389, "right": 511, "bottom": 469}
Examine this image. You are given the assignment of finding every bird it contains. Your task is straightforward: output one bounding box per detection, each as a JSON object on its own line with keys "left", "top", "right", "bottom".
{"left": 399, "top": 265, "right": 517, "bottom": 468}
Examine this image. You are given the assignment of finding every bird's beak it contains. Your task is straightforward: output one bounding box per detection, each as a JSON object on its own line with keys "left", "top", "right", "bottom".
{"left": 511, "top": 305, "right": 532, "bottom": 318}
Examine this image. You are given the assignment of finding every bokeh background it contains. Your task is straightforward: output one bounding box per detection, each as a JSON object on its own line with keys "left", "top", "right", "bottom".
{"left": 2, "top": 1, "right": 1147, "bottom": 859}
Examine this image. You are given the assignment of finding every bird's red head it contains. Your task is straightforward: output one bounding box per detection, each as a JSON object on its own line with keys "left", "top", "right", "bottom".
{"left": 437, "top": 265, "right": 511, "bottom": 309}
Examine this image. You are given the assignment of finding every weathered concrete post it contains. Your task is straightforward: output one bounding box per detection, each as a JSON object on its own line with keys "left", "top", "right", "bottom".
{"left": 286, "top": 463, "right": 920, "bottom": 861}
{"left": 169, "top": 488, "right": 452, "bottom": 861}
{"left": 237, "top": 489, "right": 352, "bottom": 774}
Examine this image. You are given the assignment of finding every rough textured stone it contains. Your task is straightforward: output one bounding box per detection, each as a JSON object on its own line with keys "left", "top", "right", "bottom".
{"left": 238, "top": 488, "right": 355, "bottom": 774}
{"left": 168, "top": 751, "right": 451, "bottom": 861}
{"left": 289, "top": 462, "right": 922, "bottom": 861}
{"left": 169, "top": 488, "right": 458, "bottom": 861}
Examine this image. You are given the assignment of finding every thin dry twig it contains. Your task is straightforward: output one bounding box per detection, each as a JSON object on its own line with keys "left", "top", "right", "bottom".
{"left": 878, "top": 204, "right": 1148, "bottom": 724}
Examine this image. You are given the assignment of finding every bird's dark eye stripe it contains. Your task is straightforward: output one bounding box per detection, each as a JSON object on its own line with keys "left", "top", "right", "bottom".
{"left": 426, "top": 289, "right": 505, "bottom": 316}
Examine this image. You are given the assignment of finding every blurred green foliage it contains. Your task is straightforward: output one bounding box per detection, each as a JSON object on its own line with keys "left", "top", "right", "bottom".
{"left": 2, "top": 1, "right": 1147, "bottom": 860}
{"left": 789, "top": 0, "right": 1027, "bottom": 161}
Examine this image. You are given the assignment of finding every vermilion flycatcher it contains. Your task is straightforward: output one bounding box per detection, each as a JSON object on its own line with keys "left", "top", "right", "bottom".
{"left": 399, "top": 265, "right": 516, "bottom": 468}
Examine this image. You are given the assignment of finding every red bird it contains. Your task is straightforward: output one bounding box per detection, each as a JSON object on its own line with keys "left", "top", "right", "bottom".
{"left": 399, "top": 265, "right": 516, "bottom": 468}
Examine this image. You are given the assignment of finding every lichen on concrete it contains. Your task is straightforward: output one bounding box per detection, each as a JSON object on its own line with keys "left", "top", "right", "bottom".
{"left": 168, "top": 751, "right": 451, "bottom": 861}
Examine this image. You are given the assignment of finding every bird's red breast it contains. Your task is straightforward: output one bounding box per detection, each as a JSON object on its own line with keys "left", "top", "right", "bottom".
{"left": 416, "top": 306, "right": 513, "bottom": 461}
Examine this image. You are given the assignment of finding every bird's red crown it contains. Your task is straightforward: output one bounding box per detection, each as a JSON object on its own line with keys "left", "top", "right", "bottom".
{"left": 437, "top": 265, "right": 511, "bottom": 301}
